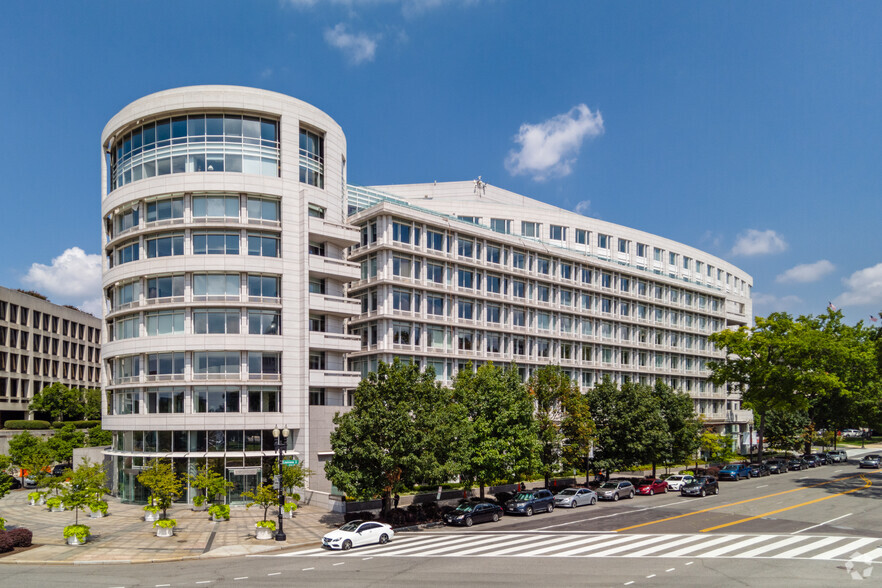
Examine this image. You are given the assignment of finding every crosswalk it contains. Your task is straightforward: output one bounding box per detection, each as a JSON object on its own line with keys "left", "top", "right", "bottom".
{"left": 276, "top": 532, "right": 882, "bottom": 563}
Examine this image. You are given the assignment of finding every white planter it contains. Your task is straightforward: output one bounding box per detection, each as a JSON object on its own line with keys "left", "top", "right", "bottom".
{"left": 50, "top": 505, "right": 66, "bottom": 512}
{"left": 156, "top": 526, "right": 175, "bottom": 537}
{"left": 191, "top": 504, "right": 207, "bottom": 512}
{"left": 144, "top": 511, "right": 160, "bottom": 522}
{"left": 211, "top": 514, "right": 227, "bottom": 522}
{"left": 255, "top": 526, "right": 274, "bottom": 540}
{"left": 29, "top": 498, "right": 45, "bottom": 506}
{"left": 89, "top": 510, "right": 105, "bottom": 519}
{"left": 66, "top": 535, "right": 86, "bottom": 546}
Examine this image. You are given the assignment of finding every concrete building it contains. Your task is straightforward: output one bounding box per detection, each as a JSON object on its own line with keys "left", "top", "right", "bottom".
{"left": 100, "top": 86, "right": 752, "bottom": 503}
{"left": 0, "top": 286, "right": 102, "bottom": 423}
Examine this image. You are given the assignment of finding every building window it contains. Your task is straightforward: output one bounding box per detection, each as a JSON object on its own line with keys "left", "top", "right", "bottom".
{"left": 309, "top": 387, "right": 326, "bottom": 406}
{"left": 194, "top": 386, "right": 240, "bottom": 413}
{"left": 620, "top": 278, "right": 630, "bottom": 293}
{"left": 249, "top": 387, "right": 279, "bottom": 411}
{"left": 560, "top": 290, "right": 572, "bottom": 307}
{"left": 193, "top": 195, "right": 239, "bottom": 219}
{"left": 426, "top": 229, "right": 444, "bottom": 251}
{"left": 247, "top": 197, "right": 280, "bottom": 223}
{"left": 393, "top": 221, "right": 419, "bottom": 245}
{"left": 248, "top": 275, "right": 279, "bottom": 300}
{"left": 193, "top": 232, "right": 239, "bottom": 255}
{"left": 549, "top": 225, "right": 566, "bottom": 241}
{"left": 393, "top": 256, "right": 419, "bottom": 279}
{"left": 486, "top": 304, "right": 501, "bottom": 323}
{"left": 575, "top": 229, "right": 588, "bottom": 245}
{"left": 490, "top": 219, "right": 510, "bottom": 234}
{"left": 194, "top": 309, "right": 240, "bottom": 334}
{"left": 458, "top": 330, "right": 474, "bottom": 350}
{"left": 458, "top": 299, "right": 474, "bottom": 320}
{"left": 536, "top": 257, "right": 550, "bottom": 275}
{"left": 486, "top": 245, "right": 501, "bottom": 264}
{"left": 654, "top": 247, "right": 663, "bottom": 262}
{"left": 146, "top": 387, "right": 184, "bottom": 414}
{"left": 299, "top": 128, "right": 324, "bottom": 188}
{"left": 598, "top": 234, "right": 610, "bottom": 249}
{"left": 309, "top": 351, "right": 325, "bottom": 370}
{"left": 512, "top": 280, "right": 525, "bottom": 298}
{"left": 193, "top": 274, "right": 239, "bottom": 300}
{"left": 248, "top": 352, "right": 280, "bottom": 380}
{"left": 457, "top": 238, "right": 474, "bottom": 258}
{"left": 426, "top": 295, "right": 444, "bottom": 316}
{"left": 146, "top": 198, "right": 184, "bottom": 224}
{"left": 669, "top": 252, "right": 678, "bottom": 265}
{"left": 309, "top": 277, "right": 325, "bottom": 294}
{"left": 512, "top": 251, "right": 526, "bottom": 270}
{"left": 618, "top": 239, "right": 629, "bottom": 254}
{"left": 308, "top": 203, "right": 325, "bottom": 219}
{"left": 115, "top": 206, "right": 139, "bottom": 234}
{"left": 486, "top": 274, "right": 501, "bottom": 293}
{"left": 113, "top": 281, "right": 140, "bottom": 309}
{"left": 309, "top": 314, "right": 325, "bottom": 332}
{"left": 537, "top": 285, "right": 550, "bottom": 302}
{"left": 636, "top": 243, "right": 647, "bottom": 257}
{"left": 145, "top": 310, "right": 185, "bottom": 335}
{"left": 458, "top": 269, "right": 474, "bottom": 289}
{"left": 426, "top": 262, "right": 443, "bottom": 284}
{"left": 521, "top": 222, "right": 538, "bottom": 238}
{"left": 146, "top": 353, "right": 185, "bottom": 379}
{"left": 116, "top": 241, "right": 139, "bottom": 265}
{"left": 114, "top": 315, "right": 139, "bottom": 340}
{"left": 393, "top": 289, "right": 417, "bottom": 312}
{"left": 247, "top": 233, "right": 279, "bottom": 257}
{"left": 248, "top": 310, "right": 280, "bottom": 334}
{"left": 193, "top": 352, "right": 240, "bottom": 378}
{"left": 512, "top": 308, "right": 526, "bottom": 326}
{"left": 426, "top": 325, "right": 445, "bottom": 350}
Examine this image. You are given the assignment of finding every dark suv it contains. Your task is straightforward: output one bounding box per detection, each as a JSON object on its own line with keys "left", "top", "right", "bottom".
{"left": 504, "top": 489, "right": 555, "bottom": 516}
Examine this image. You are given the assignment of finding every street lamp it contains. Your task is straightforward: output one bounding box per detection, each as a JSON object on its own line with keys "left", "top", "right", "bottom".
{"left": 272, "top": 426, "right": 290, "bottom": 542}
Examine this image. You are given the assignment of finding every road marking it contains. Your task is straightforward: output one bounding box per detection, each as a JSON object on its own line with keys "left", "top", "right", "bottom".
{"left": 627, "top": 535, "right": 704, "bottom": 557}
{"left": 362, "top": 557, "right": 373, "bottom": 560}
{"left": 700, "top": 535, "right": 772, "bottom": 557}
{"left": 233, "top": 577, "right": 248, "bottom": 581}
{"left": 537, "top": 499, "right": 695, "bottom": 531}
{"left": 735, "top": 536, "right": 807, "bottom": 558}
{"left": 267, "top": 573, "right": 281, "bottom": 576}
{"left": 616, "top": 471, "right": 874, "bottom": 533}
{"left": 756, "top": 485, "right": 768, "bottom": 489}
{"left": 792, "top": 513, "right": 853, "bottom": 534}
{"left": 773, "top": 536, "right": 841, "bottom": 558}
{"left": 646, "top": 574, "right": 656, "bottom": 578}
{"left": 196, "top": 582, "right": 212, "bottom": 585}
{"left": 624, "top": 582, "right": 634, "bottom": 586}
{"left": 333, "top": 562, "right": 345, "bottom": 566}
{"left": 811, "top": 537, "right": 877, "bottom": 560}
{"left": 800, "top": 476, "right": 809, "bottom": 479}
{"left": 700, "top": 476, "right": 872, "bottom": 532}
{"left": 685, "top": 561, "right": 693, "bottom": 565}
{"left": 666, "top": 568, "right": 676, "bottom": 572}
{"left": 666, "top": 534, "right": 742, "bottom": 557}
{"left": 302, "top": 567, "right": 314, "bottom": 571}
{"left": 506, "top": 535, "right": 603, "bottom": 557}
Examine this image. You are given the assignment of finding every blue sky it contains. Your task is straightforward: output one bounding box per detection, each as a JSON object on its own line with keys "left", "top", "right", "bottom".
{"left": 1, "top": 1, "right": 881, "bottom": 324}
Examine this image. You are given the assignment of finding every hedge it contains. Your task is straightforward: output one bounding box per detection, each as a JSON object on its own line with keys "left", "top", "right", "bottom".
{"left": 0, "top": 533, "right": 12, "bottom": 553}
{"left": 3, "top": 420, "right": 51, "bottom": 430}
{"left": 6, "top": 528, "right": 32, "bottom": 548}
{"left": 51, "top": 420, "right": 101, "bottom": 429}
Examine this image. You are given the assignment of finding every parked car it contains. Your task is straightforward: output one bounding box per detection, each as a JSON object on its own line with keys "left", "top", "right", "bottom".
{"left": 841, "top": 429, "right": 862, "bottom": 438}
{"left": 748, "top": 463, "right": 770, "bottom": 477}
{"left": 859, "top": 454, "right": 881, "bottom": 469}
{"left": 553, "top": 487, "right": 597, "bottom": 508}
{"left": 813, "top": 453, "right": 829, "bottom": 465}
{"left": 801, "top": 454, "right": 820, "bottom": 468}
{"left": 788, "top": 457, "right": 808, "bottom": 471}
{"left": 635, "top": 478, "right": 668, "bottom": 496}
{"left": 766, "top": 460, "right": 787, "bottom": 474}
{"left": 23, "top": 476, "right": 38, "bottom": 489}
{"left": 827, "top": 449, "right": 848, "bottom": 463}
{"left": 504, "top": 489, "right": 555, "bottom": 516}
{"left": 681, "top": 476, "right": 719, "bottom": 497}
{"left": 444, "top": 501, "right": 503, "bottom": 527}
{"left": 52, "top": 463, "right": 72, "bottom": 477}
{"left": 718, "top": 464, "right": 751, "bottom": 481}
{"left": 663, "top": 474, "right": 694, "bottom": 491}
{"left": 322, "top": 521, "right": 395, "bottom": 550}
{"left": 0, "top": 473, "right": 21, "bottom": 490}
{"left": 596, "top": 480, "right": 635, "bottom": 501}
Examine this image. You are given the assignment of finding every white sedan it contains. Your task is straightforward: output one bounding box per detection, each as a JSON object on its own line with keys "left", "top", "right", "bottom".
{"left": 322, "top": 520, "right": 395, "bottom": 550}
{"left": 663, "top": 475, "right": 694, "bottom": 491}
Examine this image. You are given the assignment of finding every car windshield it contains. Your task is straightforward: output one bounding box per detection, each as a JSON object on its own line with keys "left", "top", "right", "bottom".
{"left": 339, "top": 522, "right": 361, "bottom": 532}
{"left": 514, "top": 492, "right": 534, "bottom": 501}
{"left": 599, "top": 482, "right": 619, "bottom": 489}
{"left": 454, "top": 503, "right": 475, "bottom": 512}
{"left": 668, "top": 476, "right": 684, "bottom": 481}
{"left": 721, "top": 466, "right": 737, "bottom": 471}
{"left": 559, "top": 489, "right": 577, "bottom": 495}
{"left": 637, "top": 480, "right": 652, "bottom": 486}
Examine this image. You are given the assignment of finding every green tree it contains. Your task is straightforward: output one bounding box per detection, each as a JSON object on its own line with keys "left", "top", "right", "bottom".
{"left": 559, "top": 381, "right": 596, "bottom": 485}
{"left": 189, "top": 461, "right": 233, "bottom": 506}
{"left": 452, "top": 362, "right": 537, "bottom": 497}
{"left": 61, "top": 460, "right": 107, "bottom": 526}
{"left": 47, "top": 424, "right": 86, "bottom": 463}
{"left": 763, "top": 409, "right": 809, "bottom": 452}
{"left": 81, "top": 388, "right": 102, "bottom": 420}
{"left": 9, "top": 431, "right": 54, "bottom": 488}
{"left": 242, "top": 483, "right": 279, "bottom": 523}
{"left": 325, "top": 359, "right": 465, "bottom": 513}
{"left": 653, "top": 381, "right": 701, "bottom": 475}
{"left": 29, "top": 383, "right": 83, "bottom": 422}
{"left": 0, "top": 455, "right": 12, "bottom": 503}
{"left": 276, "top": 461, "right": 310, "bottom": 496}
{"left": 528, "top": 365, "right": 576, "bottom": 488}
{"left": 137, "top": 459, "right": 182, "bottom": 519}
{"left": 700, "top": 429, "right": 736, "bottom": 464}
{"left": 87, "top": 425, "right": 112, "bottom": 447}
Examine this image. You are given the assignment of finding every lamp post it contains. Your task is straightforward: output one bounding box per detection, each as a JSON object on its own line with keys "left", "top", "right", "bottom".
{"left": 272, "top": 426, "right": 289, "bottom": 541}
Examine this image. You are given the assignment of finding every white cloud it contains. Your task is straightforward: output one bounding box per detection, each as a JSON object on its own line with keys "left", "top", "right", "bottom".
{"left": 286, "top": 0, "right": 472, "bottom": 17}
{"left": 775, "top": 259, "right": 835, "bottom": 284}
{"left": 324, "top": 23, "right": 380, "bottom": 64}
{"left": 752, "top": 292, "right": 803, "bottom": 311}
{"left": 574, "top": 199, "right": 592, "bottom": 216}
{"left": 835, "top": 262, "right": 882, "bottom": 307}
{"left": 505, "top": 104, "right": 604, "bottom": 181}
{"left": 21, "top": 247, "right": 102, "bottom": 315}
{"left": 730, "top": 229, "right": 788, "bottom": 257}
{"left": 699, "top": 230, "right": 723, "bottom": 249}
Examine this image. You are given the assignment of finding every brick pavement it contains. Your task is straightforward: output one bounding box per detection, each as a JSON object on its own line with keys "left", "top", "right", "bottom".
{"left": 0, "top": 488, "right": 344, "bottom": 564}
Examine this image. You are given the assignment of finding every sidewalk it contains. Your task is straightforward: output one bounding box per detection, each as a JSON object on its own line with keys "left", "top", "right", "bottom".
{"left": 0, "top": 489, "right": 344, "bottom": 565}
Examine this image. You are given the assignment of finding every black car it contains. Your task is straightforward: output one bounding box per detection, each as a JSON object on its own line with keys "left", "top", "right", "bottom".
{"left": 766, "top": 460, "right": 787, "bottom": 474}
{"left": 788, "top": 457, "right": 807, "bottom": 471}
{"left": 813, "top": 453, "right": 829, "bottom": 465}
{"left": 802, "top": 454, "right": 820, "bottom": 468}
{"left": 52, "top": 463, "right": 72, "bottom": 477}
{"left": 504, "top": 489, "right": 555, "bottom": 516}
{"left": 748, "top": 463, "right": 770, "bottom": 477}
{"left": 681, "top": 476, "right": 719, "bottom": 497}
{"left": 0, "top": 473, "right": 21, "bottom": 490}
{"left": 444, "top": 501, "right": 503, "bottom": 527}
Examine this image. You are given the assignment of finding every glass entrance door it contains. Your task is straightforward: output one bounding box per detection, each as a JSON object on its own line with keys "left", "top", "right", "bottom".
{"left": 227, "top": 470, "right": 259, "bottom": 504}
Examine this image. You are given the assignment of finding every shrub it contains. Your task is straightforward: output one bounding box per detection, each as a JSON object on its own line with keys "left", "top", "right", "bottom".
{"left": 63, "top": 524, "right": 90, "bottom": 542}
{"left": 344, "top": 510, "right": 375, "bottom": 522}
{"left": 256, "top": 520, "right": 276, "bottom": 530}
{"left": 0, "top": 533, "right": 13, "bottom": 553}
{"left": 4, "top": 420, "right": 52, "bottom": 430}
{"left": 153, "top": 519, "right": 177, "bottom": 529}
{"left": 89, "top": 500, "right": 109, "bottom": 515}
{"left": 46, "top": 497, "right": 64, "bottom": 510}
{"left": 7, "top": 528, "right": 32, "bottom": 547}
{"left": 208, "top": 504, "right": 230, "bottom": 520}
{"left": 51, "top": 420, "right": 101, "bottom": 429}
{"left": 385, "top": 508, "right": 408, "bottom": 527}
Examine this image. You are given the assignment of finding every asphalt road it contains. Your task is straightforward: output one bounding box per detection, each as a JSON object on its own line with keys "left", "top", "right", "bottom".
{"left": 4, "top": 452, "right": 880, "bottom": 588}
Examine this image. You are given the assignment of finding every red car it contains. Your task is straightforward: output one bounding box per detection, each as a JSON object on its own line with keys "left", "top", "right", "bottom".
{"left": 635, "top": 478, "right": 668, "bottom": 496}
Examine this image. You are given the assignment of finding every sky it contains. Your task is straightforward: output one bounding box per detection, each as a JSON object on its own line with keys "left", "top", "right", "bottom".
{"left": 1, "top": 1, "right": 881, "bottom": 324}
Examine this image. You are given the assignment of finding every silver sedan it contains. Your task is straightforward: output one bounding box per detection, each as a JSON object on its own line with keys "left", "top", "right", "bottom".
{"left": 553, "top": 487, "right": 597, "bottom": 508}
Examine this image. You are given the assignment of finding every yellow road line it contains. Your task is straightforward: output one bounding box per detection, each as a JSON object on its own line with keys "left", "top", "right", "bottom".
{"left": 613, "top": 470, "right": 877, "bottom": 533}
{"left": 700, "top": 475, "right": 872, "bottom": 532}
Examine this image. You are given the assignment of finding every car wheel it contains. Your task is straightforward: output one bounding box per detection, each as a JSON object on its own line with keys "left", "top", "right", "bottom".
{"left": 379, "top": 533, "right": 389, "bottom": 545}
{"left": 547, "top": 503, "right": 554, "bottom": 513}
{"left": 700, "top": 489, "right": 706, "bottom": 497}
{"left": 492, "top": 513, "right": 499, "bottom": 522}
{"left": 649, "top": 489, "right": 654, "bottom": 496}
{"left": 714, "top": 486, "right": 719, "bottom": 495}
{"left": 465, "top": 517, "right": 473, "bottom": 527}
{"left": 525, "top": 506, "right": 534, "bottom": 516}
{"left": 590, "top": 497, "right": 596, "bottom": 505}
{"left": 342, "top": 539, "right": 352, "bottom": 551}
{"left": 613, "top": 493, "right": 619, "bottom": 502}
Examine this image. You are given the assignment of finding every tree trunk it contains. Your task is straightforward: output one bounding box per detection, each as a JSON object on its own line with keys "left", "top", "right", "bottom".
{"left": 756, "top": 412, "right": 766, "bottom": 462}
{"left": 479, "top": 484, "right": 485, "bottom": 499}
{"left": 381, "top": 491, "right": 391, "bottom": 517}
{"left": 544, "top": 473, "right": 549, "bottom": 489}
{"left": 651, "top": 462, "right": 657, "bottom": 479}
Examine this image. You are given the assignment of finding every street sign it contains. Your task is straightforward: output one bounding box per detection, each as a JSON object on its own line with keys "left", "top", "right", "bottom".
{"left": 282, "top": 459, "right": 299, "bottom": 466}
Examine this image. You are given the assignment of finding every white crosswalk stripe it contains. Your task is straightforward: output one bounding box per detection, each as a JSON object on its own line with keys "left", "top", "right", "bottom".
{"left": 272, "top": 532, "right": 882, "bottom": 562}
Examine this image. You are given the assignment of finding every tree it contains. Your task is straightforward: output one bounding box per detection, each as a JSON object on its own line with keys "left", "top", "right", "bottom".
{"left": 82, "top": 388, "right": 102, "bottom": 420}
{"left": 242, "top": 483, "right": 279, "bottom": 523}
{"left": 61, "top": 459, "right": 107, "bottom": 526}
{"left": 528, "top": 365, "right": 575, "bottom": 488}
{"left": 585, "top": 378, "right": 667, "bottom": 475}
{"left": 325, "top": 359, "right": 466, "bottom": 513}
{"left": 0, "top": 455, "right": 13, "bottom": 503}
{"left": 137, "top": 459, "right": 182, "bottom": 519}
{"left": 87, "top": 425, "right": 112, "bottom": 447}
{"left": 189, "top": 461, "right": 233, "bottom": 506}
{"left": 763, "top": 409, "right": 809, "bottom": 453}
{"left": 559, "top": 381, "right": 596, "bottom": 485}
{"left": 276, "top": 461, "right": 310, "bottom": 496}
{"left": 47, "top": 424, "right": 86, "bottom": 463}
{"left": 452, "top": 362, "right": 537, "bottom": 497}
{"left": 29, "top": 383, "right": 83, "bottom": 422}
{"left": 700, "top": 429, "right": 736, "bottom": 464}
{"left": 653, "top": 381, "right": 701, "bottom": 476}
{"left": 9, "top": 431, "right": 54, "bottom": 487}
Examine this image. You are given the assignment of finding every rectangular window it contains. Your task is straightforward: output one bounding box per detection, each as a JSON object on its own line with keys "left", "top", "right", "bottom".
{"left": 537, "top": 285, "right": 550, "bottom": 302}
{"left": 458, "top": 269, "right": 474, "bottom": 289}
{"left": 392, "top": 221, "right": 412, "bottom": 244}
{"left": 193, "top": 195, "right": 239, "bottom": 219}
{"left": 146, "top": 353, "right": 185, "bottom": 378}
{"left": 537, "top": 312, "right": 551, "bottom": 330}
{"left": 620, "top": 278, "right": 630, "bottom": 293}
{"left": 308, "top": 387, "right": 325, "bottom": 406}
{"left": 193, "top": 273, "right": 239, "bottom": 300}
{"left": 146, "top": 275, "right": 184, "bottom": 300}
{"left": 249, "top": 387, "right": 279, "bottom": 412}
{"left": 309, "top": 277, "right": 325, "bottom": 294}
{"left": 193, "top": 232, "right": 239, "bottom": 255}
{"left": 486, "top": 274, "right": 501, "bottom": 293}
{"left": 193, "top": 386, "right": 240, "bottom": 413}
{"left": 512, "top": 308, "right": 526, "bottom": 326}
{"left": 145, "top": 310, "right": 185, "bottom": 335}
{"left": 458, "top": 330, "right": 474, "bottom": 350}
{"left": 560, "top": 290, "right": 572, "bottom": 307}
{"left": 426, "top": 230, "right": 444, "bottom": 251}
{"left": 486, "top": 245, "right": 501, "bottom": 264}
{"left": 248, "top": 352, "right": 280, "bottom": 379}
{"left": 669, "top": 252, "right": 678, "bottom": 265}
{"left": 426, "top": 325, "right": 445, "bottom": 349}
{"left": 582, "top": 293, "right": 592, "bottom": 310}
{"left": 247, "top": 275, "right": 279, "bottom": 299}
{"left": 618, "top": 239, "right": 629, "bottom": 253}
{"left": 536, "top": 257, "right": 550, "bottom": 275}
{"left": 521, "top": 222, "right": 538, "bottom": 238}
{"left": 490, "top": 219, "right": 510, "bottom": 234}
{"left": 309, "top": 351, "right": 325, "bottom": 370}
{"left": 426, "top": 295, "right": 444, "bottom": 316}
{"left": 308, "top": 203, "right": 325, "bottom": 218}
{"left": 601, "top": 273, "right": 612, "bottom": 288}
{"left": 426, "top": 262, "right": 443, "bottom": 284}
{"left": 146, "top": 387, "right": 184, "bottom": 414}
{"left": 654, "top": 247, "right": 663, "bottom": 262}
{"left": 393, "top": 289, "right": 413, "bottom": 312}
{"left": 299, "top": 128, "right": 324, "bottom": 188}
{"left": 194, "top": 309, "right": 240, "bottom": 334}
{"left": 116, "top": 241, "right": 139, "bottom": 265}
{"left": 114, "top": 315, "right": 139, "bottom": 340}
{"left": 246, "top": 197, "right": 280, "bottom": 223}
{"left": 486, "top": 304, "right": 501, "bottom": 323}
{"left": 512, "top": 251, "right": 526, "bottom": 269}
{"left": 457, "top": 238, "right": 474, "bottom": 258}
{"left": 575, "top": 229, "right": 588, "bottom": 245}
{"left": 486, "top": 333, "right": 501, "bottom": 353}
{"left": 458, "top": 299, "right": 474, "bottom": 320}
{"left": 549, "top": 225, "right": 565, "bottom": 240}
{"left": 146, "top": 198, "right": 183, "bottom": 223}
{"left": 146, "top": 234, "right": 183, "bottom": 258}
{"left": 115, "top": 207, "right": 139, "bottom": 234}
{"left": 247, "top": 233, "right": 279, "bottom": 257}
{"left": 248, "top": 310, "right": 280, "bottom": 334}
{"left": 193, "top": 352, "right": 240, "bottom": 377}
{"left": 309, "top": 314, "right": 325, "bottom": 332}
{"left": 636, "top": 243, "right": 647, "bottom": 257}
{"left": 598, "top": 234, "right": 610, "bottom": 249}
{"left": 560, "top": 263, "right": 572, "bottom": 280}
{"left": 512, "top": 280, "right": 525, "bottom": 298}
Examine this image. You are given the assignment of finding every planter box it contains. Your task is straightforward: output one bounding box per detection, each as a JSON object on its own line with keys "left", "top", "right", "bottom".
{"left": 211, "top": 514, "right": 227, "bottom": 522}
{"left": 50, "top": 505, "right": 66, "bottom": 512}
{"left": 279, "top": 508, "right": 293, "bottom": 519}
{"left": 66, "top": 536, "right": 87, "bottom": 546}
{"left": 29, "top": 498, "right": 45, "bottom": 506}
{"left": 191, "top": 505, "right": 207, "bottom": 512}
{"left": 144, "top": 511, "right": 160, "bottom": 522}
{"left": 156, "top": 526, "right": 175, "bottom": 537}
{"left": 89, "top": 510, "right": 105, "bottom": 519}
{"left": 255, "top": 526, "right": 274, "bottom": 540}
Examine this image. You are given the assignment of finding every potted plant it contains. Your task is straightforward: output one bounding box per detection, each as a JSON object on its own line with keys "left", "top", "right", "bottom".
{"left": 137, "top": 459, "right": 182, "bottom": 522}
{"left": 63, "top": 524, "right": 90, "bottom": 545}
{"left": 280, "top": 501, "right": 298, "bottom": 519}
{"left": 89, "top": 499, "right": 109, "bottom": 518}
{"left": 143, "top": 502, "right": 161, "bottom": 522}
{"left": 189, "top": 462, "right": 233, "bottom": 511}
{"left": 153, "top": 518, "right": 177, "bottom": 537}
{"left": 255, "top": 520, "right": 276, "bottom": 540}
{"left": 28, "top": 491, "right": 46, "bottom": 506}
{"left": 208, "top": 504, "right": 230, "bottom": 522}
{"left": 192, "top": 494, "right": 207, "bottom": 511}
{"left": 46, "top": 496, "right": 65, "bottom": 512}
